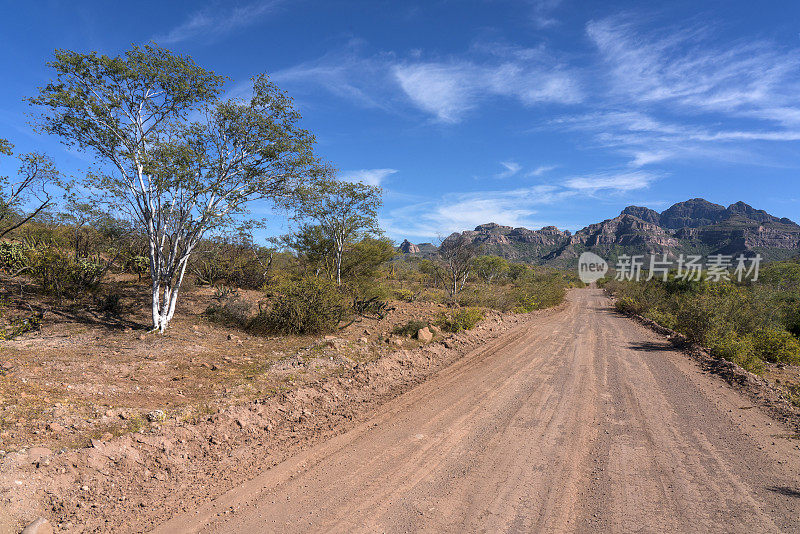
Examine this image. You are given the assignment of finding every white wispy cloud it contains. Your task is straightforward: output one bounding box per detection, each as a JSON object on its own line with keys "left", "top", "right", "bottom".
{"left": 340, "top": 168, "right": 397, "bottom": 187}
{"left": 383, "top": 185, "right": 569, "bottom": 238}
{"left": 563, "top": 171, "right": 658, "bottom": 193}
{"left": 384, "top": 170, "right": 657, "bottom": 239}
{"left": 529, "top": 0, "right": 563, "bottom": 29}
{"left": 393, "top": 59, "right": 581, "bottom": 123}
{"left": 271, "top": 44, "right": 397, "bottom": 110}
{"left": 494, "top": 161, "right": 522, "bottom": 179}
{"left": 154, "top": 1, "right": 281, "bottom": 44}
{"left": 554, "top": 110, "right": 800, "bottom": 167}
{"left": 527, "top": 164, "right": 558, "bottom": 176}
{"left": 586, "top": 16, "right": 800, "bottom": 120}
{"left": 268, "top": 39, "right": 580, "bottom": 123}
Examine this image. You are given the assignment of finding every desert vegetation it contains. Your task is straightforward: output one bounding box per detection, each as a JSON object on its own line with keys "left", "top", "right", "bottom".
{"left": 603, "top": 260, "right": 800, "bottom": 375}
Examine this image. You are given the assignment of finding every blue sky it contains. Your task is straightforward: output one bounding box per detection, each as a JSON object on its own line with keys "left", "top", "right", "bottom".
{"left": 3, "top": 1, "right": 800, "bottom": 243}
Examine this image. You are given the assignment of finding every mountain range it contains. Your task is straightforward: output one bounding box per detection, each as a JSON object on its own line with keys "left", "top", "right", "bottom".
{"left": 398, "top": 199, "right": 800, "bottom": 266}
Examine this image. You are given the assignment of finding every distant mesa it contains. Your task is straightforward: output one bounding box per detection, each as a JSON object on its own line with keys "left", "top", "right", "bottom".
{"left": 397, "top": 200, "right": 800, "bottom": 266}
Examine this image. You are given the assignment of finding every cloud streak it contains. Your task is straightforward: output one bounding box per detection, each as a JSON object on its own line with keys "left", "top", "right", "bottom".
{"left": 154, "top": 1, "right": 281, "bottom": 44}
{"left": 384, "top": 170, "right": 657, "bottom": 239}
{"left": 340, "top": 168, "right": 397, "bottom": 187}
{"left": 393, "top": 59, "right": 581, "bottom": 123}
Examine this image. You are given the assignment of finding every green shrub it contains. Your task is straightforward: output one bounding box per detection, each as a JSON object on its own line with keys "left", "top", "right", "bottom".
{"left": 435, "top": 307, "right": 485, "bottom": 333}
{"left": 249, "top": 276, "right": 345, "bottom": 335}
{"left": 751, "top": 328, "right": 800, "bottom": 365}
{"left": 393, "top": 288, "right": 415, "bottom": 302}
{"left": 707, "top": 333, "right": 763, "bottom": 373}
{"left": 27, "top": 246, "right": 105, "bottom": 298}
{"left": 392, "top": 319, "right": 428, "bottom": 337}
{"left": 615, "top": 296, "right": 645, "bottom": 315}
{"left": 647, "top": 309, "right": 677, "bottom": 330}
{"left": 0, "top": 241, "right": 28, "bottom": 273}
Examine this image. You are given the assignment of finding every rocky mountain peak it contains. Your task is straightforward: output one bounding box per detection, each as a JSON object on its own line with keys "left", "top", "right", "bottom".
{"left": 397, "top": 239, "right": 420, "bottom": 254}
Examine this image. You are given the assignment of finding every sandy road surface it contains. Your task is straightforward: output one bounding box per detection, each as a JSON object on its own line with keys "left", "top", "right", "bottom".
{"left": 157, "top": 289, "right": 800, "bottom": 533}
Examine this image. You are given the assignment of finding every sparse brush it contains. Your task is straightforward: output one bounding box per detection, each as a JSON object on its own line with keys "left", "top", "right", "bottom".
{"left": 392, "top": 319, "right": 428, "bottom": 337}
{"left": 435, "top": 307, "right": 484, "bottom": 333}
{"left": 249, "top": 276, "right": 345, "bottom": 335}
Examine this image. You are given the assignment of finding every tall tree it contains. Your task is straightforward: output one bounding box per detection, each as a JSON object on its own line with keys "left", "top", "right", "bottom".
{"left": 473, "top": 255, "right": 509, "bottom": 284}
{"left": 438, "top": 233, "right": 479, "bottom": 298}
{"left": 0, "top": 139, "right": 60, "bottom": 239}
{"left": 30, "top": 44, "right": 320, "bottom": 331}
{"left": 290, "top": 178, "right": 382, "bottom": 286}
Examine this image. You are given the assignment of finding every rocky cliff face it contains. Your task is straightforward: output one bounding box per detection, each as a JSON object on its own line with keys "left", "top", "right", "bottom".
{"left": 397, "top": 239, "right": 421, "bottom": 254}
{"left": 399, "top": 199, "right": 800, "bottom": 266}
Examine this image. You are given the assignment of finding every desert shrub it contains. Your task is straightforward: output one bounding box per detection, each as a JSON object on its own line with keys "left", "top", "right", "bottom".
{"left": 393, "top": 288, "right": 415, "bottom": 302}
{"left": 204, "top": 286, "right": 252, "bottom": 327}
{"left": 435, "top": 307, "right": 485, "bottom": 333}
{"left": 604, "top": 271, "right": 800, "bottom": 374}
{"left": 751, "top": 328, "right": 800, "bottom": 365}
{"left": 249, "top": 276, "right": 345, "bottom": 335}
{"left": 0, "top": 241, "right": 28, "bottom": 273}
{"left": 0, "top": 296, "right": 43, "bottom": 341}
{"left": 351, "top": 297, "right": 390, "bottom": 319}
{"left": 456, "top": 285, "right": 489, "bottom": 307}
{"left": 392, "top": 319, "right": 428, "bottom": 337}
{"left": 647, "top": 309, "right": 677, "bottom": 330}
{"left": 26, "top": 246, "right": 105, "bottom": 298}
{"left": 0, "top": 314, "right": 42, "bottom": 341}
{"left": 615, "top": 296, "right": 644, "bottom": 315}
{"left": 708, "top": 334, "right": 764, "bottom": 374}
{"left": 417, "top": 287, "right": 449, "bottom": 304}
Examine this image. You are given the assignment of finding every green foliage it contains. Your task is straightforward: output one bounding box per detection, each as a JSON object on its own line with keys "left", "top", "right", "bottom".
{"left": 751, "top": 328, "right": 800, "bottom": 365}
{"left": 506, "top": 263, "right": 529, "bottom": 281}
{"left": 287, "top": 177, "right": 384, "bottom": 286}
{"left": 0, "top": 241, "right": 29, "bottom": 273}
{"left": 250, "top": 276, "right": 345, "bottom": 335}
{"left": 605, "top": 263, "right": 800, "bottom": 374}
{"left": 473, "top": 255, "right": 509, "bottom": 283}
{"left": 25, "top": 245, "right": 106, "bottom": 299}
{"left": 509, "top": 270, "right": 568, "bottom": 312}
{"left": 392, "top": 319, "right": 429, "bottom": 337}
{"left": 435, "top": 307, "right": 485, "bottom": 333}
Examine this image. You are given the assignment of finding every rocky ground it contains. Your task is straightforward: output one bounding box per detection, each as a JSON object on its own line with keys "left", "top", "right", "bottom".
{"left": 0, "top": 279, "right": 537, "bottom": 533}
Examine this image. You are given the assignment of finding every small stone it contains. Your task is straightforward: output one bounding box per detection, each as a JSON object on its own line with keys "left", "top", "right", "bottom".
{"left": 80, "top": 485, "right": 89, "bottom": 491}
{"left": 22, "top": 518, "right": 53, "bottom": 534}
{"left": 227, "top": 334, "right": 240, "bottom": 341}
{"left": 358, "top": 337, "right": 368, "bottom": 344}
{"left": 417, "top": 327, "right": 433, "bottom": 343}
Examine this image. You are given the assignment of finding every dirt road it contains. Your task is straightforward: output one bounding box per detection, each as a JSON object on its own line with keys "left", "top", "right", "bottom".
{"left": 156, "top": 289, "right": 800, "bottom": 533}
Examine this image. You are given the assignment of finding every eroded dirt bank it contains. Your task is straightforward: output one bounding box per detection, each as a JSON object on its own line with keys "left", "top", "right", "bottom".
{"left": 159, "top": 289, "right": 800, "bottom": 534}
{"left": 0, "top": 304, "right": 540, "bottom": 533}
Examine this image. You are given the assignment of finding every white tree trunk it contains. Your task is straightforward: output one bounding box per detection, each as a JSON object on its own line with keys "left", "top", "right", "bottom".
{"left": 335, "top": 240, "right": 343, "bottom": 286}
